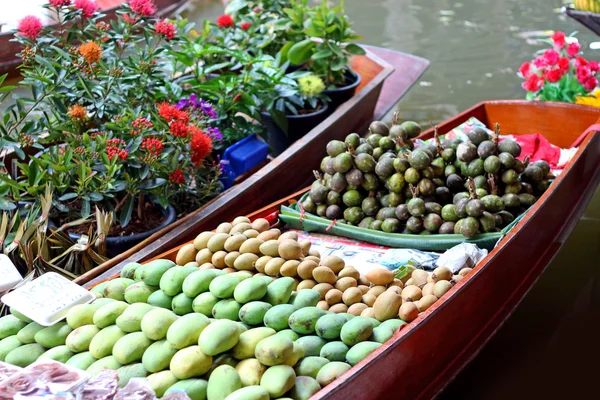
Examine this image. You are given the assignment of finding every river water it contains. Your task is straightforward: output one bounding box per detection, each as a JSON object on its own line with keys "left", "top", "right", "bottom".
{"left": 182, "top": 0, "right": 600, "bottom": 397}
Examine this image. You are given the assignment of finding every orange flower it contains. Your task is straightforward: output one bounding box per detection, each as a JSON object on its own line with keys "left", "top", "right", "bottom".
{"left": 78, "top": 41, "right": 102, "bottom": 64}
{"left": 68, "top": 104, "right": 87, "bottom": 122}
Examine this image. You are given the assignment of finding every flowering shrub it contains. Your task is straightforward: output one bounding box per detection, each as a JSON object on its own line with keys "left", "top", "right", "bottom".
{"left": 518, "top": 31, "right": 599, "bottom": 102}
{"left": 0, "top": 1, "right": 222, "bottom": 227}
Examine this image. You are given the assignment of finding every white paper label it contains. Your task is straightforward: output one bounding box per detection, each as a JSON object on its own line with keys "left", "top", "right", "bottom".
{"left": 1, "top": 272, "right": 94, "bottom": 326}
{"left": 0, "top": 254, "right": 23, "bottom": 292}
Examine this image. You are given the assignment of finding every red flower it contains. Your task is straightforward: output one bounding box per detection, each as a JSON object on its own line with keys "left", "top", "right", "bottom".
{"left": 522, "top": 74, "right": 544, "bottom": 92}
{"left": 543, "top": 49, "right": 559, "bottom": 66}
{"left": 169, "top": 169, "right": 185, "bottom": 184}
{"left": 533, "top": 56, "right": 546, "bottom": 68}
{"left": 155, "top": 20, "right": 176, "bottom": 40}
{"left": 129, "top": 0, "right": 156, "bottom": 16}
{"left": 157, "top": 102, "right": 188, "bottom": 123}
{"left": 240, "top": 22, "right": 252, "bottom": 31}
{"left": 74, "top": 0, "right": 98, "bottom": 18}
{"left": 544, "top": 68, "right": 564, "bottom": 83}
{"left": 17, "top": 16, "right": 43, "bottom": 40}
{"left": 567, "top": 42, "right": 581, "bottom": 58}
{"left": 576, "top": 56, "right": 588, "bottom": 68}
{"left": 141, "top": 137, "right": 164, "bottom": 155}
{"left": 551, "top": 31, "right": 566, "bottom": 49}
{"left": 233, "top": 93, "right": 242, "bottom": 102}
{"left": 253, "top": 7, "right": 263, "bottom": 13}
{"left": 217, "top": 14, "right": 234, "bottom": 28}
{"left": 577, "top": 66, "right": 592, "bottom": 84}
{"left": 190, "top": 130, "right": 213, "bottom": 166}
{"left": 169, "top": 120, "right": 190, "bottom": 137}
{"left": 49, "top": 0, "right": 71, "bottom": 6}
{"left": 589, "top": 61, "right": 600, "bottom": 73}
{"left": 583, "top": 76, "right": 598, "bottom": 92}
{"left": 558, "top": 57, "right": 570, "bottom": 72}
{"left": 519, "top": 62, "right": 532, "bottom": 78}
{"left": 123, "top": 14, "right": 139, "bottom": 24}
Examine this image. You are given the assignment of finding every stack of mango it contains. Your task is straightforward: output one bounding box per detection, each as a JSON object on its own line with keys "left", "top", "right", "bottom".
{"left": 0, "top": 216, "right": 467, "bottom": 399}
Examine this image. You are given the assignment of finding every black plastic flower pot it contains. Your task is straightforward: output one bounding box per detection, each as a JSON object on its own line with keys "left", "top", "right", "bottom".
{"left": 323, "top": 68, "right": 362, "bottom": 112}
{"left": 261, "top": 102, "right": 330, "bottom": 156}
{"left": 67, "top": 204, "right": 177, "bottom": 258}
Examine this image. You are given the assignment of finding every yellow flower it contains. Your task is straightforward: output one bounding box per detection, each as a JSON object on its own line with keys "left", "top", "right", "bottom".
{"left": 298, "top": 75, "right": 326, "bottom": 97}
{"left": 78, "top": 41, "right": 102, "bottom": 64}
{"left": 575, "top": 90, "right": 600, "bottom": 108}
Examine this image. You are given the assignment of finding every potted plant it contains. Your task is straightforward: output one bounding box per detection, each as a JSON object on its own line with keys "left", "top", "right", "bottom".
{"left": 0, "top": 1, "right": 223, "bottom": 256}
{"left": 286, "top": 0, "right": 365, "bottom": 111}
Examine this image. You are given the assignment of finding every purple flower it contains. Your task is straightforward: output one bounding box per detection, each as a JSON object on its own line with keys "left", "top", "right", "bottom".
{"left": 198, "top": 99, "right": 218, "bottom": 119}
{"left": 175, "top": 94, "right": 218, "bottom": 120}
{"left": 206, "top": 127, "right": 222, "bottom": 141}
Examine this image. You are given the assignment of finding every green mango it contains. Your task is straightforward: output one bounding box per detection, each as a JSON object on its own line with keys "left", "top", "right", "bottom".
{"left": 117, "top": 363, "right": 148, "bottom": 387}
{"left": 231, "top": 327, "right": 276, "bottom": 360}
{"left": 263, "top": 304, "right": 295, "bottom": 332}
{"left": 170, "top": 345, "right": 213, "bottom": 379}
{"left": 93, "top": 301, "right": 128, "bottom": 328}
{"left": 346, "top": 341, "right": 381, "bottom": 366}
{"left": 238, "top": 302, "right": 272, "bottom": 326}
{"left": 294, "top": 356, "right": 330, "bottom": 379}
{"left": 165, "top": 378, "right": 208, "bottom": 400}
{"left": 141, "top": 308, "right": 178, "bottom": 340}
{"left": 340, "top": 316, "right": 374, "bottom": 346}
{"left": 124, "top": 282, "right": 156, "bottom": 304}
{"left": 34, "top": 322, "right": 73, "bottom": 348}
{"left": 192, "top": 292, "right": 220, "bottom": 317}
{"left": 104, "top": 278, "right": 135, "bottom": 301}
{"left": 260, "top": 365, "right": 296, "bottom": 398}
{"left": 5, "top": 343, "right": 46, "bottom": 367}
{"left": 0, "top": 335, "right": 22, "bottom": 361}
{"left": 315, "top": 314, "right": 347, "bottom": 340}
{"left": 207, "top": 365, "right": 242, "bottom": 400}
{"left": 319, "top": 341, "right": 349, "bottom": 362}
{"left": 147, "top": 370, "right": 178, "bottom": 397}
{"left": 16, "top": 322, "right": 44, "bottom": 344}
{"left": 288, "top": 376, "right": 321, "bottom": 400}
{"left": 113, "top": 332, "right": 153, "bottom": 364}
{"left": 316, "top": 361, "right": 351, "bottom": 387}
{"left": 182, "top": 269, "right": 224, "bottom": 298}
{"left": 0, "top": 315, "right": 28, "bottom": 339}
{"left": 224, "top": 386, "right": 269, "bottom": 400}
{"left": 66, "top": 324, "right": 100, "bottom": 353}
{"left": 89, "top": 325, "right": 126, "bottom": 359}
{"left": 66, "top": 351, "right": 97, "bottom": 370}
{"left": 292, "top": 289, "right": 321, "bottom": 309}
{"left": 233, "top": 278, "right": 268, "bottom": 304}
{"left": 198, "top": 320, "right": 241, "bottom": 356}
{"left": 212, "top": 299, "right": 242, "bottom": 321}
{"left": 39, "top": 345, "right": 74, "bottom": 363}
{"left": 90, "top": 281, "right": 109, "bottom": 295}
{"left": 115, "top": 303, "right": 154, "bottom": 333}
{"left": 166, "top": 314, "right": 210, "bottom": 349}
{"left": 160, "top": 266, "right": 198, "bottom": 296}
{"left": 172, "top": 293, "right": 195, "bottom": 315}
{"left": 209, "top": 274, "right": 244, "bottom": 299}
{"left": 66, "top": 304, "right": 100, "bottom": 329}
{"left": 147, "top": 290, "right": 174, "bottom": 309}
{"left": 120, "top": 262, "right": 143, "bottom": 280}
{"left": 141, "top": 259, "right": 176, "bottom": 286}
{"left": 288, "top": 307, "right": 327, "bottom": 335}
{"left": 10, "top": 309, "right": 32, "bottom": 323}
{"left": 235, "top": 358, "right": 267, "bottom": 387}
{"left": 254, "top": 334, "right": 293, "bottom": 366}
{"left": 263, "top": 277, "right": 295, "bottom": 306}
{"left": 296, "top": 335, "right": 327, "bottom": 357}
{"left": 142, "top": 339, "right": 179, "bottom": 373}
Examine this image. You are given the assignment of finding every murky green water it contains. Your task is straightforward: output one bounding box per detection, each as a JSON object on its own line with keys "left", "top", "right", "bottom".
{"left": 181, "top": 0, "right": 600, "bottom": 396}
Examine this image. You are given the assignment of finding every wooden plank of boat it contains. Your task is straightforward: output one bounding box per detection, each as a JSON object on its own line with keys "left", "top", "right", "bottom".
{"left": 0, "top": 0, "right": 188, "bottom": 77}
{"left": 563, "top": 6, "right": 600, "bottom": 36}
{"left": 82, "top": 100, "right": 600, "bottom": 399}
{"left": 76, "top": 46, "right": 429, "bottom": 286}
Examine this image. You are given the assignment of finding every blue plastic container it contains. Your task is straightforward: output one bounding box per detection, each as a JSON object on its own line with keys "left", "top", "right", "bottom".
{"left": 220, "top": 134, "right": 269, "bottom": 189}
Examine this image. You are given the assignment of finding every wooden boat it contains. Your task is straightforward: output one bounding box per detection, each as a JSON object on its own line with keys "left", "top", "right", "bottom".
{"left": 74, "top": 46, "right": 430, "bottom": 285}
{"left": 0, "top": 0, "right": 188, "bottom": 77}
{"left": 82, "top": 100, "right": 600, "bottom": 399}
{"left": 564, "top": 5, "right": 600, "bottom": 36}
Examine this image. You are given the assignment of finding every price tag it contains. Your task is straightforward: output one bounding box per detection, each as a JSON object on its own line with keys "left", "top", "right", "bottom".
{"left": 0, "top": 254, "right": 23, "bottom": 292}
{"left": 1, "top": 272, "right": 94, "bottom": 326}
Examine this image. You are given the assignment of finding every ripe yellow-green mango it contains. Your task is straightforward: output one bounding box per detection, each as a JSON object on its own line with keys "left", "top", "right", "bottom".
{"left": 283, "top": 342, "right": 305, "bottom": 367}
{"left": 134, "top": 265, "right": 146, "bottom": 282}
{"left": 260, "top": 365, "right": 296, "bottom": 398}
{"left": 124, "top": 282, "right": 156, "bottom": 304}
{"left": 92, "top": 297, "right": 116, "bottom": 307}
{"left": 166, "top": 314, "right": 210, "bottom": 349}
{"left": 115, "top": 303, "right": 154, "bottom": 333}
{"left": 319, "top": 341, "right": 349, "bottom": 362}
{"left": 87, "top": 355, "right": 122, "bottom": 376}
{"left": 0, "top": 315, "right": 28, "bottom": 340}
{"left": 66, "top": 351, "right": 97, "bottom": 370}
{"left": 93, "top": 301, "right": 128, "bottom": 328}
{"left": 66, "top": 304, "right": 100, "bottom": 329}
{"left": 147, "top": 290, "right": 173, "bottom": 309}
{"left": 198, "top": 320, "right": 241, "bottom": 356}
{"left": 117, "top": 363, "right": 148, "bottom": 387}
{"left": 233, "top": 278, "right": 268, "bottom": 304}
{"left": 263, "top": 304, "right": 295, "bottom": 332}
{"left": 370, "top": 325, "right": 394, "bottom": 344}
{"left": 295, "top": 336, "right": 327, "bottom": 357}
{"left": 10, "top": 308, "right": 32, "bottom": 323}
{"left": 66, "top": 324, "right": 100, "bottom": 353}
{"left": 288, "top": 307, "right": 327, "bottom": 335}
{"left": 346, "top": 341, "right": 381, "bottom": 366}
{"left": 231, "top": 327, "right": 276, "bottom": 360}
{"left": 207, "top": 365, "right": 242, "bottom": 400}
{"left": 142, "top": 339, "right": 179, "bottom": 373}
{"left": 315, "top": 314, "right": 347, "bottom": 340}
{"left": 292, "top": 289, "right": 321, "bottom": 309}
{"left": 209, "top": 274, "right": 244, "bottom": 299}
{"left": 34, "top": 322, "right": 73, "bottom": 348}
{"left": 183, "top": 269, "right": 226, "bottom": 298}
{"left": 104, "top": 278, "right": 135, "bottom": 301}
{"left": 263, "top": 277, "right": 295, "bottom": 306}
{"left": 254, "top": 334, "right": 293, "bottom": 366}
{"left": 16, "top": 322, "right": 44, "bottom": 344}
{"left": 165, "top": 378, "right": 208, "bottom": 400}
{"left": 235, "top": 358, "right": 267, "bottom": 387}
{"left": 288, "top": 376, "right": 321, "bottom": 400}
{"left": 90, "top": 281, "right": 109, "bottom": 295}
{"left": 170, "top": 345, "right": 213, "bottom": 379}
{"left": 0, "top": 335, "right": 22, "bottom": 361}
{"left": 141, "top": 259, "right": 176, "bottom": 286}
{"left": 224, "top": 386, "right": 269, "bottom": 400}
{"left": 239, "top": 302, "right": 272, "bottom": 326}
{"left": 113, "top": 332, "right": 153, "bottom": 364}
{"left": 340, "top": 316, "right": 374, "bottom": 346}
{"left": 316, "top": 361, "right": 351, "bottom": 386}
{"left": 294, "top": 356, "right": 329, "bottom": 379}
{"left": 275, "top": 329, "right": 300, "bottom": 342}
{"left": 192, "top": 292, "right": 219, "bottom": 317}
{"left": 141, "top": 308, "right": 178, "bottom": 340}
{"left": 5, "top": 343, "right": 46, "bottom": 367}
{"left": 160, "top": 266, "right": 198, "bottom": 296}
{"left": 120, "top": 262, "right": 143, "bottom": 280}
{"left": 147, "top": 370, "right": 179, "bottom": 397}
{"left": 89, "top": 325, "right": 126, "bottom": 359}
{"left": 172, "top": 293, "right": 195, "bottom": 315}
{"left": 379, "top": 319, "right": 406, "bottom": 332}
{"left": 212, "top": 299, "right": 242, "bottom": 321}
{"left": 39, "top": 345, "right": 74, "bottom": 363}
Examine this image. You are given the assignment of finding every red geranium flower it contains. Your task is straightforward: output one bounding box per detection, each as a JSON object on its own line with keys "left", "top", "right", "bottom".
{"left": 217, "top": 14, "right": 234, "bottom": 28}
{"left": 558, "top": 57, "right": 570, "bottom": 72}
{"left": 519, "top": 62, "right": 532, "bottom": 78}
{"left": 533, "top": 56, "right": 546, "bottom": 68}
{"left": 522, "top": 74, "right": 544, "bottom": 92}
{"left": 141, "top": 137, "right": 164, "bottom": 155}
{"left": 169, "top": 120, "right": 189, "bottom": 138}
{"left": 577, "top": 66, "right": 592, "bottom": 84}
{"left": 190, "top": 129, "right": 213, "bottom": 166}
{"left": 169, "top": 169, "right": 185, "bottom": 184}
{"left": 17, "top": 16, "right": 43, "bottom": 40}
{"left": 129, "top": 0, "right": 156, "bottom": 16}
{"left": 543, "top": 49, "right": 559, "bottom": 66}
{"left": 576, "top": 56, "right": 588, "bottom": 68}
{"left": 155, "top": 20, "right": 176, "bottom": 40}
{"left": 567, "top": 42, "right": 581, "bottom": 58}
{"left": 544, "top": 68, "right": 564, "bottom": 83}
{"left": 551, "top": 31, "right": 566, "bottom": 49}
{"left": 74, "top": 0, "right": 98, "bottom": 18}
{"left": 240, "top": 22, "right": 252, "bottom": 31}
{"left": 157, "top": 102, "right": 188, "bottom": 123}
{"left": 589, "top": 61, "right": 600, "bottom": 73}
{"left": 583, "top": 76, "right": 598, "bottom": 92}
{"left": 49, "top": 0, "right": 71, "bottom": 6}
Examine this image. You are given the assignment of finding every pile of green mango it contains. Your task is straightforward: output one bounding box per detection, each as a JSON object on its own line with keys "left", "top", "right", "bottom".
{"left": 0, "top": 260, "right": 408, "bottom": 399}
{"left": 305, "top": 118, "right": 553, "bottom": 237}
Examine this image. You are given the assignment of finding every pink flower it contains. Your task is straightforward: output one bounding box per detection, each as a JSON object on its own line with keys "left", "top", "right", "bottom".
{"left": 583, "top": 76, "right": 598, "bottom": 92}
{"left": 589, "top": 61, "right": 600, "bottom": 73}
{"left": 567, "top": 42, "right": 581, "bottom": 58}
{"left": 217, "top": 14, "right": 234, "bottom": 28}
{"left": 577, "top": 66, "right": 592, "bottom": 84}
{"left": 122, "top": 14, "right": 138, "bottom": 24}
{"left": 551, "top": 31, "right": 566, "bottom": 49}
{"left": 74, "top": 0, "right": 98, "bottom": 18}
{"left": 543, "top": 49, "right": 559, "bottom": 66}
{"left": 522, "top": 74, "right": 544, "bottom": 92}
{"left": 17, "top": 16, "right": 43, "bottom": 40}
{"left": 576, "top": 56, "right": 588, "bottom": 68}
{"left": 240, "top": 22, "right": 252, "bottom": 31}
{"left": 544, "top": 68, "right": 564, "bottom": 83}
{"left": 558, "top": 57, "right": 570, "bottom": 72}
{"left": 154, "top": 20, "right": 176, "bottom": 40}
{"left": 533, "top": 56, "right": 546, "bottom": 68}
{"left": 519, "top": 62, "right": 532, "bottom": 78}
{"left": 129, "top": 0, "right": 156, "bottom": 16}
{"left": 49, "top": 0, "right": 71, "bottom": 6}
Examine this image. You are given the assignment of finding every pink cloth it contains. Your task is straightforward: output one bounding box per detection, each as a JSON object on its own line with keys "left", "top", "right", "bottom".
{"left": 500, "top": 133, "right": 561, "bottom": 167}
